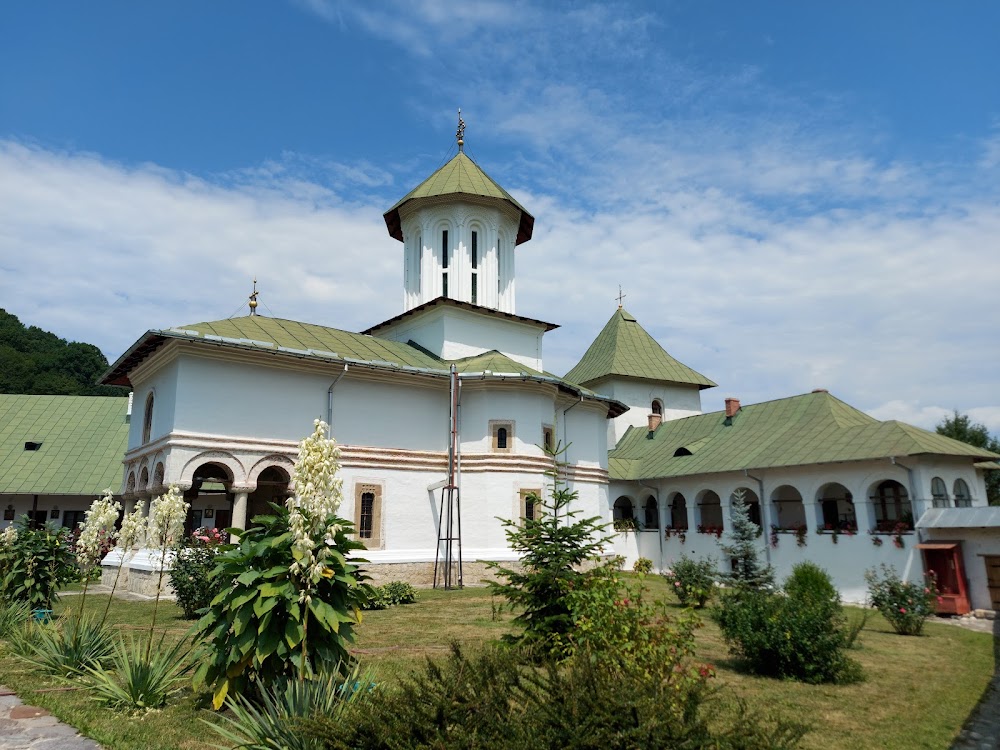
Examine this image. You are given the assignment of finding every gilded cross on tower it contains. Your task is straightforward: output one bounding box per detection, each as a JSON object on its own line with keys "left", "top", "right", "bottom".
{"left": 616, "top": 285, "right": 626, "bottom": 308}
{"left": 456, "top": 108, "right": 466, "bottom": 152}
{"left": 248, "top": 278, "right": 259, "bottom": 316}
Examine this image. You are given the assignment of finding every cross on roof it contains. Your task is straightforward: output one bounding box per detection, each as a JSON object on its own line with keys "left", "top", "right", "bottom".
{"left": 616, "top": 285, "right": 626, "bottom": 308}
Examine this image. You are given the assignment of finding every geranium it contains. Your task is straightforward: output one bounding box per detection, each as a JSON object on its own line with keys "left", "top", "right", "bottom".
{"left": 287, "top": 419, "right": 344, "bottom": 591}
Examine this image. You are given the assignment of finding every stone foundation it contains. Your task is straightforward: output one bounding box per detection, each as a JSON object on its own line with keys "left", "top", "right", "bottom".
{"left": 362, "top": 560, "right": 518, "bottom": 587}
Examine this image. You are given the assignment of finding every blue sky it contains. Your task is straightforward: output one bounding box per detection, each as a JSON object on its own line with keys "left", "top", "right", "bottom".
{"left": 1, "top": 1, "right": 999, "bottom": 432}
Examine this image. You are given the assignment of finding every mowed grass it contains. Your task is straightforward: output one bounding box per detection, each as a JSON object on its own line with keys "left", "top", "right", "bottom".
{"left": 0, "top": 581, "right": 994, "bottom": 750}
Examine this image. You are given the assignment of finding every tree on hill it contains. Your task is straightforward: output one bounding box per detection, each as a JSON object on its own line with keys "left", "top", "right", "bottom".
{"left": 0, "top": 308, "right": 125, "bottom": 396}
{"left": 936, "top": 411, "right": 1000, "bottom": 506}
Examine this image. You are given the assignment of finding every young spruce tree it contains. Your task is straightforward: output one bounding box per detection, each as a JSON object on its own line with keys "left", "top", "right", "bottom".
{"left": 720, "top": 489, "right": 774, "bottom": 591}
{"left": 487, "top": 443, "right": 613, "bottom": 653}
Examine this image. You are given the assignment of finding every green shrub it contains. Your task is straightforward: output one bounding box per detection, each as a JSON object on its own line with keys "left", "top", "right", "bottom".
{"left": 85, "top": 634, "right": 190, "bottom": 710}
{"left": 664, "top": 555, "right": 718, "bottom": 608}
{"left": 17, "top": 614, "right": 115, "bottom": 677}
{"left": 361, "top": 581, "right": 417, "bottom": 610}
{"left": 715, "top": 562, "right": 863, "bottom": 684}
{"left": 865, "top": 564, "right": 938, "bottom": 635}
{"left": 301, "top": 643, "right": 807, "bottom": 750}
{"left": 632, "top": 557, "right": 653, "bottom": 574}
{"left": 0, "top": 518, "right": 79, "bottom": 610}
{"left": 168, "top": 528, "right": 230, "bottom": 619}
{"left": 191, "top": 506, "right": 367, "bottom": 708}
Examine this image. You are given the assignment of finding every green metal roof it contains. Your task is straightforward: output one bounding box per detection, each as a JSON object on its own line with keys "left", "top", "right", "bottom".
{"left": 0, "top": 395, "right": 129, "bottom": 496}
{"left": 609, "top": 390, "right": 1000, "bottom": 481}
{"left": 383, "top": 152, "right": 534, "bottom": 245}
{"left": 101, "top": 316, "right": 627, "bottom": 417}
{"left": 564, "top": 308, "right": 716, "bottom": 389}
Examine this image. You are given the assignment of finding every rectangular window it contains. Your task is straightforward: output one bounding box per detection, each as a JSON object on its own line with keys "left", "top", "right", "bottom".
{"left": 542, "top": 425, "right": 554, "bottom": 453}
{"left": 354, "top": 483, "right": 383, "bottom": 547}
{"left": 520, "top": 489, "right": 541, "bottom": 523}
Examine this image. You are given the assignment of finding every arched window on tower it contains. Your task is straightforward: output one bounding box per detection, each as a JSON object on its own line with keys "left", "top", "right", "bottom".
{"left": 651, "top": 399, "right": 663, "bottom": 416}
{"left": 142, "top": 392, "right": 154, "bottom": 444}
{"left": 471, "top": 230, "right": 479, "bottom": 305}
{"left": 441, "top": 230, "right": 449, "bottom": 297}
{"left": 954, "top": 479, "right": 972, "bottom": 508}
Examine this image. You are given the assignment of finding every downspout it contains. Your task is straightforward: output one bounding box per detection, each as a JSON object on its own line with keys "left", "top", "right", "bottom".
{"left": 638, "top": 478, "right": 663, "bottom": 572}
{"left": 743, "top": 470, "right": 772, "bottom": 565}
{"left": 326, "top": 364, "right": 349, "bottom": 437}
{"left": 559, "top": 396, "right": 584, "bottom": 523}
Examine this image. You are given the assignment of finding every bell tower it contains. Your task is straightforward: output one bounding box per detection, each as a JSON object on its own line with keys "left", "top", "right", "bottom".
{"left": 383, "top": 112, "right": 534, "bottom": 314}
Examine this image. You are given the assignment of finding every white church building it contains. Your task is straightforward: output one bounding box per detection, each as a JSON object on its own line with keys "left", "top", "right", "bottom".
{"left": 99, "top": 131, "right": 1000, "bottom": 611}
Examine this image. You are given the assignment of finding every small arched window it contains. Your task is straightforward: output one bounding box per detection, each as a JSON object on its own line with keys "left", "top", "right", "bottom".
{"left": 497, "top": 427, "right": 508, "bottom": 449}
{"left": 142, "top": 392, "right": 154, "bottom": 444}
{"left": 954, "top": 479, "right": 972, "bottom": 508}
{"left": 354, "top": 484, "right": 382, "bottom": 547}
{"left": 644, "top": 496, "right": 658, "bottom": 529}
{"left": 651, "top": 399, "right": 663, "bottom": 416}
{"left": 931, "top": 477, "right": 949, "bottom": 508}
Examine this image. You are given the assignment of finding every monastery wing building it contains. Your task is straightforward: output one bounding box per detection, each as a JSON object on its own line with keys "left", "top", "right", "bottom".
{"left": 83, "top": 129, "right": 1000, "bottom": 610}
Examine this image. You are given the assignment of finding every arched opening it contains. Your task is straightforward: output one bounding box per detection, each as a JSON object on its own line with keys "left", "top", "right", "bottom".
{"left": 770, "top": 485, "right": 806, "bottom": 529}
{"left": 816, "top": 482, "right": 856, "bottom": 530}
{"left": 643, "top": 495, "right": 658, "bottom": 530}
{"left": 153, "top": 462, "right": 164, "bottom": 488}
{"left": 954, "top": 479, "right": 972, "bottom": 508}
{"left": 872, "top": 480, "right": 913, "bottom": 531}
{"left": 651, "top": 399, "right": 663, "bottom": 416}
{"left": 696, "top": 490, "right": 723, "bottom": 530}
{"left": 186, "top": 462, "right": 234, "bottom": 534}
{"left": 138, "top": 466, "right": 149, "bottom": 492}
{"left": 669, "top": 492, "right": 689, "bottom": 530}
{"left": 126, "top": 471, "right": 136, "bottom": 495}
{"left": 931, "top": 477, "right": 949, "bottom": 508}
{"left": 613, "top": 496, "right": 634, "bottom": 522}
{"left": 730, "top": 487, "right": 761, "bottom": 529}
{"left": 497, "top": 427, "right": 508, "bottom": 450}
{"left": 249, "top": 466, "right": 292, "bottom": 521}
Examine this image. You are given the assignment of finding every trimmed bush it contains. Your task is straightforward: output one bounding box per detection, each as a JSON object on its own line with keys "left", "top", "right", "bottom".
{"left": 361, "top": 581, "right": 417, "bottom": 611}
{"left": 632, "top": 557, "right": 653, "bottom": 574}
{"left": 715, "top": 562, "right": 863, "bottom": 684}
{"left": 169, "top": 528, "right": 230, "bottom": 619}
{"left": 663, "top": 555, "right": 718, "bottom": 608}
{"left": 865, "top": 564, "right": 938, "bottom": 635}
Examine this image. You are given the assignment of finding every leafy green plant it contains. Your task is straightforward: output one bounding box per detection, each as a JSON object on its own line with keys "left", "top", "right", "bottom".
{"left": 0, "top": 517, "right": 78, "bottom": 611}
{"left": 85, "top": 634, "right": 190, "bottom": 710}
{"left": 664, "top": 555, "right": 718, "bottom": 608}
{"left": 169, "top": 528, "right": 230, "bottom": 619}
{"left": 191, "top": 505, "right": 367, "bottom": 708}
{"left": 0, "top": 599, "right": 31, "bottom": 637}
{"left": 487, "top": 451, "right": 614, "bottom": 654}
{"left": 17, "top": 614, "right": 115, "bottom": 677}
{"left": 207, "top": 663, "right": 376, "bottom": 750}
{"left": 361, "top": 581, "right": 417, "bottom": 610}
{"left": 715, "top": 562, "right": 863, "bottom": 684}
{"left": 865, "top": 564, "right": 939, "bottom": 635}
{"left": 632, "top": 556, "right": 653, "bottom": 574}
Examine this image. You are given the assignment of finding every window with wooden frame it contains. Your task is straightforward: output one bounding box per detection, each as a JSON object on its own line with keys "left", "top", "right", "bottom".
{"left": 491, "top": 420, "right": 514, "bottom": 453}
{"left": 953, "top": 479, "right": 972, "bottom": 508}
{"left": 142, "top": 391, "right": 154, "bottom": 444}
{"left": 931, "top": 477, "right": 949, "bottom": 508}
{"left": 520, "top": 488, "right": 541, "bottom": 523}
{"left": 354, "top": 483, "right": 383, "bottom": 548}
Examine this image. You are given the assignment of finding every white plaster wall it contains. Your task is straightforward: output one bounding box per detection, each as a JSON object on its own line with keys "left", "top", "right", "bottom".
{"left": 594, "top": 379, "right": 703, "bottom": 448}
{"left": 373, "top": 306, "right": 545, "bottom": 372}
{"left": 561, "top": 401, "right": 609, "bottom": 468}
{"left": 459, "top": 384, "right": 554, "bottom": 455}
{"left": 0, "top": 494, "right": 99, "bottom": 530}
{"left": 128, "top": 359, "right": 179, "bottom": 450}
{"left": 607, "top": 456, "right": 982, "bottom": 602}
{"left": 332, "top": 377, "right": 449, "bottom": 451}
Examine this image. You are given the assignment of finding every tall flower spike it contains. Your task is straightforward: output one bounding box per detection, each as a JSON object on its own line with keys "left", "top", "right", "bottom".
{"left": 76, "top": 489, "right": 121, "bottom": 571}
{"left": 147, "top": 485, "right": 189, "bottom": 549}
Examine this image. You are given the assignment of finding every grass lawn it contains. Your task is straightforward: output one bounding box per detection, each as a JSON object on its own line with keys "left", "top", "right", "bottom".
{"left": 0, "top": 581, "right": 994, "bottom": 750}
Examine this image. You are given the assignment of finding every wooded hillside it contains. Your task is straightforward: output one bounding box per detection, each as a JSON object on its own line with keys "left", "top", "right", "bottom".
{"left": 0, "top": 308, "right": 126, "bottom": 396}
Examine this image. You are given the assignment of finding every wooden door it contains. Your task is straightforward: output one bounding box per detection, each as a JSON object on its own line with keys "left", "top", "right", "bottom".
{"left": 986, "top": 556, "right": 1000, "bottom": 610}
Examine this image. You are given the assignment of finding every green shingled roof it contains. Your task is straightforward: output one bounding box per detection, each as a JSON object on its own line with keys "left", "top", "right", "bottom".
{"left": 383, "top": 152, "right": 534, "bottom": 245}
{"left": 609, "top": 390, "right": 1000, "bottom": 481}
{"left": 0, "top": 395, "right": 129, "bottom": 496}
{"left": 564, "top": 308, "right": 716, "bottom": 389}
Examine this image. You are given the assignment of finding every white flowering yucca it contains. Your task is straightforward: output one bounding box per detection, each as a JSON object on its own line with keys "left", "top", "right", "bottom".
{"left": 287, "top": 419, "right": 344, "bottom": 589}
{"left": 147, "top": 485, "right": 189, "bottom": 550}
{"left": 76, "top": 489, "right": 121, "bottom": 571}
{"left": 1, "top": 525, "right": 16, "bottom": 548}
{"left": 118, "top": 504, "right": 146, "bottom": 550}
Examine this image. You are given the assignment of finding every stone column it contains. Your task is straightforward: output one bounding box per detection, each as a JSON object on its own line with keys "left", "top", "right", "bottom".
{"left": 231, "top": 491, "right": 249, "bottom": 543}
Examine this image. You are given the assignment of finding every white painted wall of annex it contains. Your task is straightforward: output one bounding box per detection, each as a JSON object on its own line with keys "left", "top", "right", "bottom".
{"left": 608, "top": 456, "right": 991, "bottom": 603}
{"left": 128, "top": 358, "right": 180, "bottom": 450}
{"left": 591, "top": 378, "right": 703, "bottom": 447}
